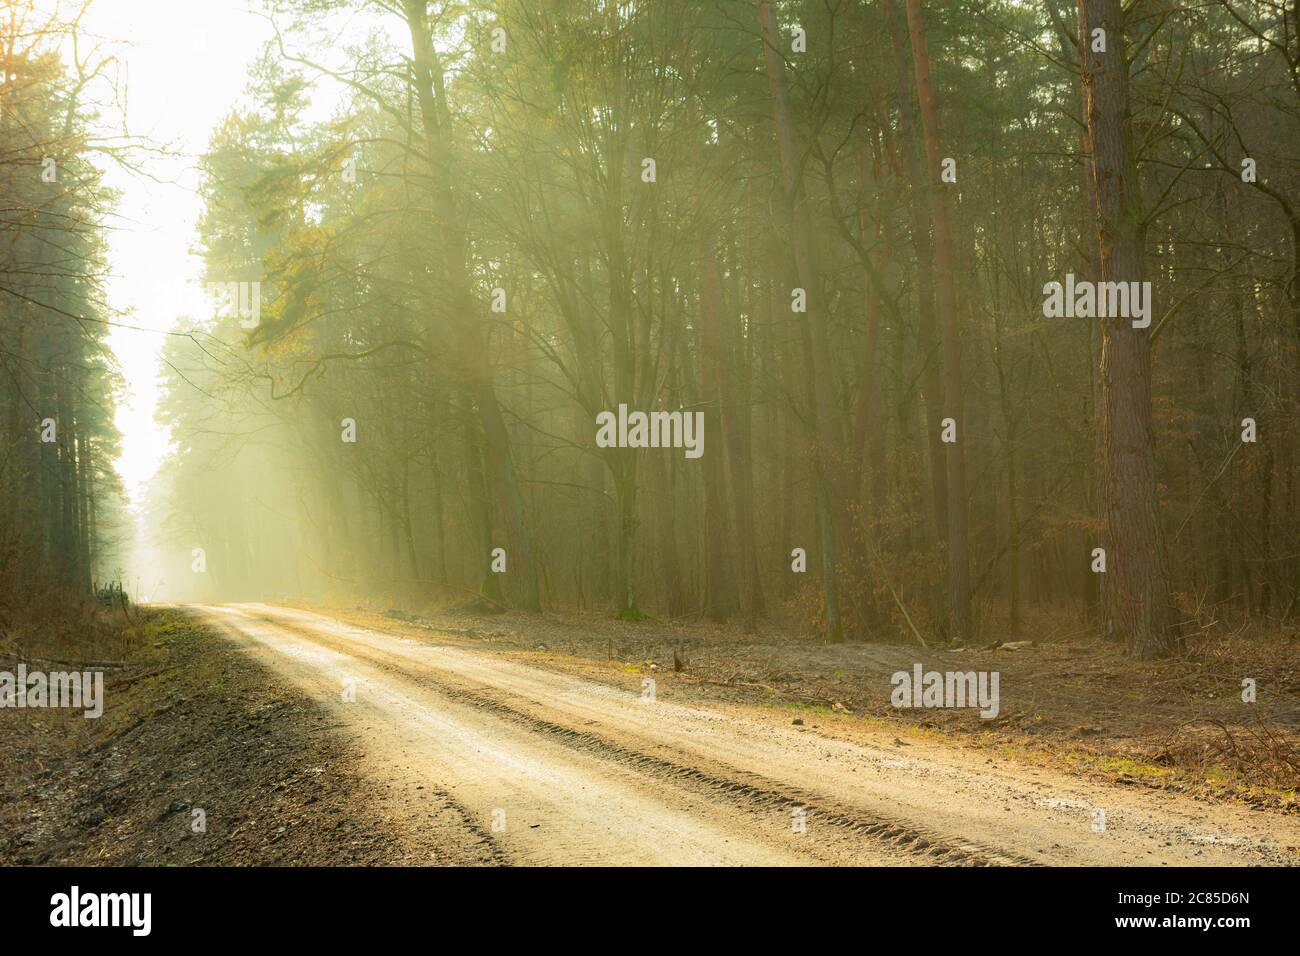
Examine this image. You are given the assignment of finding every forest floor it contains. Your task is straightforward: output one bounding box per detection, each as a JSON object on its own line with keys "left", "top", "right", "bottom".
{"left": 2, "top": 602, "right": 1295, "bottom": 866}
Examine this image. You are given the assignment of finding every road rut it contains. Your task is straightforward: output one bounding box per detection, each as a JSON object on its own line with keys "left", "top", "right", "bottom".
{"left": 191, "top": 604, "right": 1297, "bottom": 866}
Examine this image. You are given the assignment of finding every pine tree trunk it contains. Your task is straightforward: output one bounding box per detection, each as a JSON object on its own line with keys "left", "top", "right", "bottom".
{"left": 903, "top": 0, "right": 971, "bottom": 644}
{"left": 404, "top": 0, "right": 539, "bottom": 611}
{"left": 1079, "top": 0, "right": 1176, "bottom": 659}
{"left": 885, "top": 0, "right": 949, "bottom": 545}
{"left": 757, "top": 0, "right": 844, "bottom": 640}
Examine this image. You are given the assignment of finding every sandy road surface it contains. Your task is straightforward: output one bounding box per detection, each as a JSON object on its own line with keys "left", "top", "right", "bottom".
{"left": 190, "top": 604, "right": 1297, "bottom": 866}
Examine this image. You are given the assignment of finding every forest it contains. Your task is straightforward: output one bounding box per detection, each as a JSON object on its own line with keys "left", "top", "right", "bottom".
{"left": 1, "top": 0, "right": 127, "bottom": 639}
{"left": 6, "top": 0, "right": 1300, "bottom": 661}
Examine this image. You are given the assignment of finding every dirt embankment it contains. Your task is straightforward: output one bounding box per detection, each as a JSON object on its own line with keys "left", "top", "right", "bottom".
{"left": 0, "top": 608, "right": 496, "bottom": 865}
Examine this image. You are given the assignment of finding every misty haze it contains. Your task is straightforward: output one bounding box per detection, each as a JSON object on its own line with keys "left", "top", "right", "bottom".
{"left": 1, "top": 0, "right": 1296, "bottom": 887}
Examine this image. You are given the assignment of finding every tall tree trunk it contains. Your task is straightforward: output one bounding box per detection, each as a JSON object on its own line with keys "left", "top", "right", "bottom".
{"left": 1050, "top": 0, "right": 1115, "bottom": 639}
{"left": 757, "top": 0, "right": 844, "bottom": 640}
{"left": 462, "top": 398, "right": 502, "bottom": 605}
{"left": 75, "top": 428, "right": 92, "bottom": 592}
{"left": 404, "top": 0, "right": 539, "bottom": 611}
{"left": 696, "top": 252, "right": 732, "bottom": 622}
{"left": 1079, "top": 0, "right": 1177, "bottom": 659}
{"left": 885, "top": 0, "right": 948, "bottom": 546}
{"left": 903, "top": 0, "right": 971, "bottom": 644}
{"left": 720, "top": 238, "right": 761, "bottom": 632}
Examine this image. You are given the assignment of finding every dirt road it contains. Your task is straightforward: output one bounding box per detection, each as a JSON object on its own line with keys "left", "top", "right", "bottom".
{"left": 191, "top": 604, "right": 1297, "bottom": 866}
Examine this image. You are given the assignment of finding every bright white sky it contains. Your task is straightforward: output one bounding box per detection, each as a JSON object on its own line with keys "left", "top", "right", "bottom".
{"left": 50, "top": 0, "right": 389, "bottom": 594}
{"left": 79, "top": 0, "right": 273, "bottom": 505}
